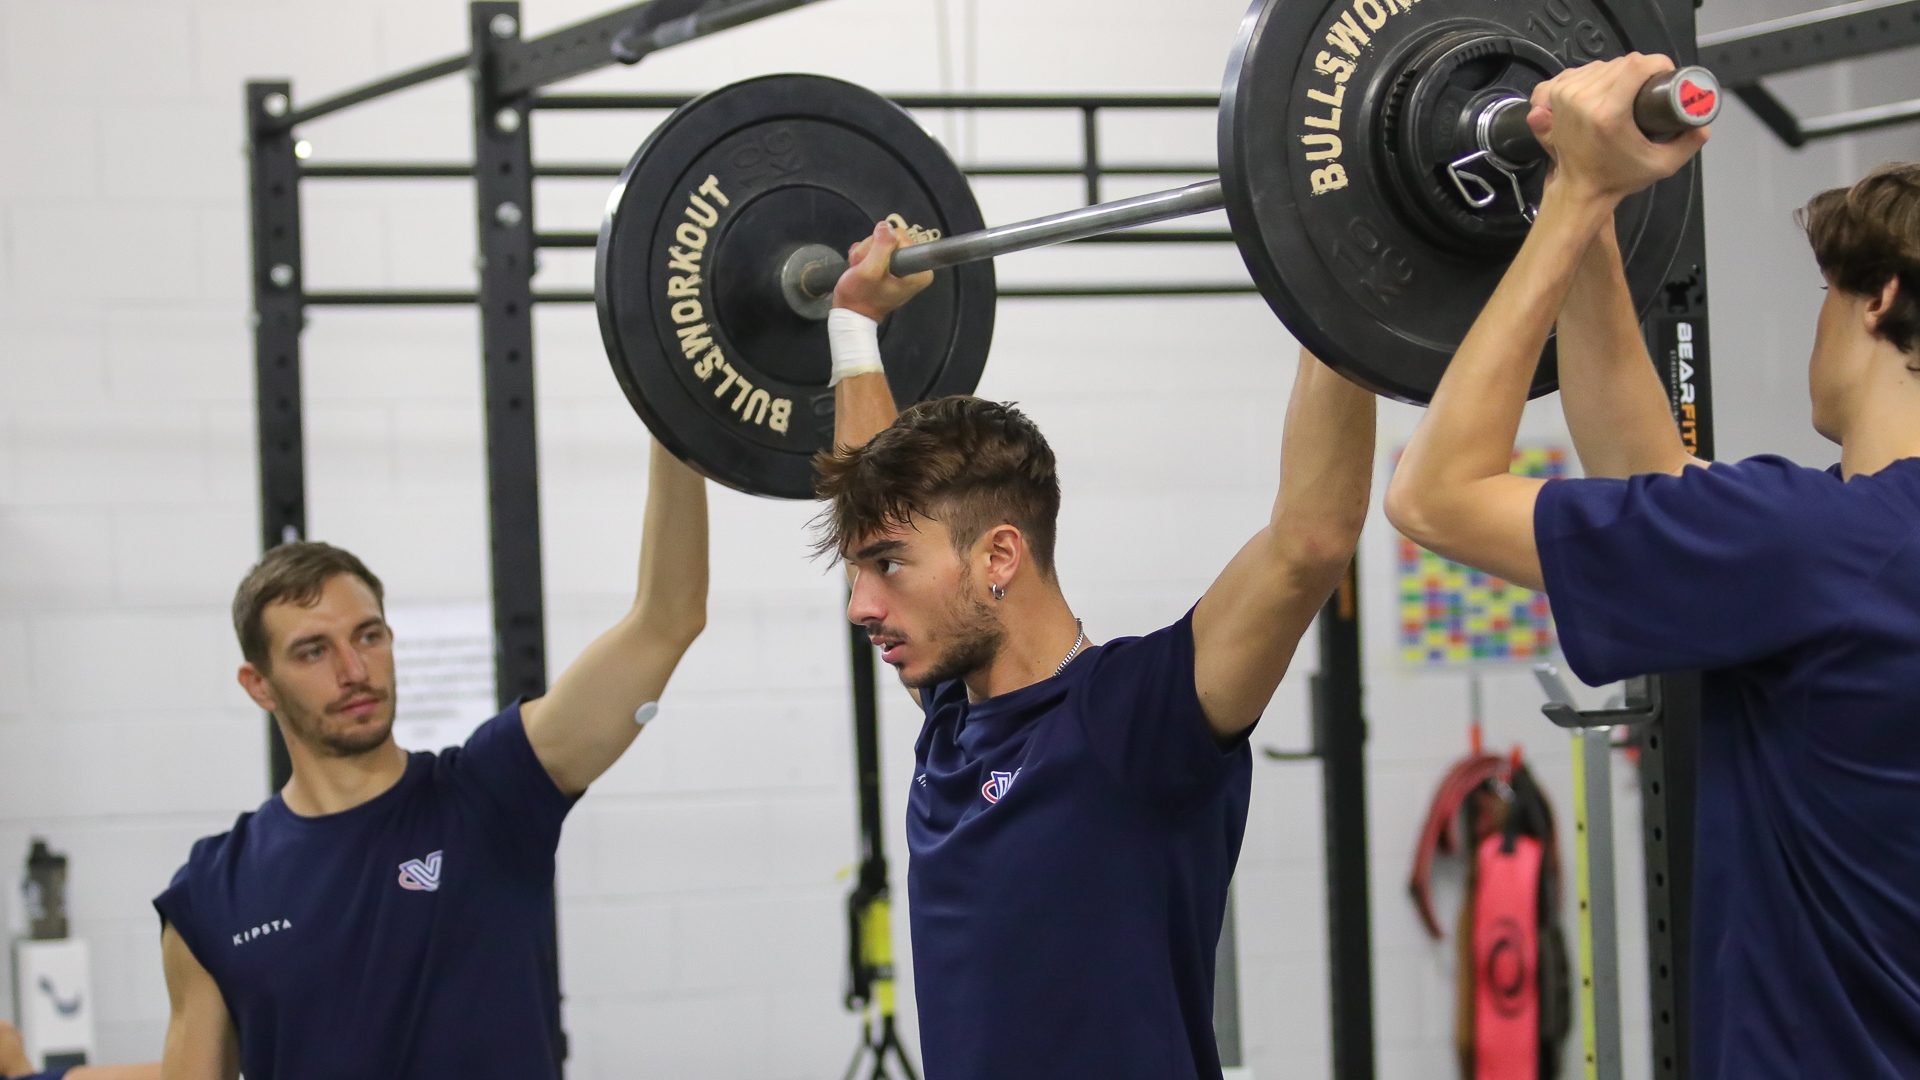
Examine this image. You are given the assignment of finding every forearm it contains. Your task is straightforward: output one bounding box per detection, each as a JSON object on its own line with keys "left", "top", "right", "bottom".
{"left": 833, "top": 371, "right": 898, "bottom": 452}
{"left": 523, "top": 443, "right": 708, "bottom": 792}
{"left": 1556, "top": 225, "right": 1693, "bottom": 477}
{"left": 631, "top": 441, "right": 708, "bottom": 638}
{"left": 1189, "top": 353, "right": 1373, "bottom": 737}
{"left": 1397, "top": 186, "right": 1614, "bottom": 514}
{"left": 75, "top": 1066, "right": 162, "bottom": 1080}
{"left": 1271, "top": 351, "right": 1376, "bottom": 566}
{"left": 825, "top": 221, "right": 930, "bottom": 449}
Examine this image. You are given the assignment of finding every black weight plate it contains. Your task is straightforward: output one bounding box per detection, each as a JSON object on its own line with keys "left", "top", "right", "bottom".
{"left": 598, "top": 74, "right": 995, "bottom": 499}
{"left": 1220, "top": 0, "right": 1698, "bottom": 404}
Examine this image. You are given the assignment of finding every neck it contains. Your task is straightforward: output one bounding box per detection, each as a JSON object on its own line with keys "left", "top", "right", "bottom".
{"left": 962, "top": 580, "right": 1089, "bottom": 703}
{"left": 1839, "top": 350, "right": 1920, "bottom": 478}
{"left": 278, "top": 732, "right": 409, "bottom": 817}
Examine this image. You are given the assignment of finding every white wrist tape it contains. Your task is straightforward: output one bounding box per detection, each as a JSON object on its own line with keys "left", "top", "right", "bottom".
{"left": 828, "top": 307, "right": 884, "bottom": 387}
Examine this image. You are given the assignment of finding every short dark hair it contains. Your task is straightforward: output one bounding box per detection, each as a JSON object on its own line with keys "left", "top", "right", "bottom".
{"left": 1798, "top": 161, "right": 1920, "bottom": 356}
{"left": 812, "top": 396, "right": 1063, "bottom": 575}
{"left": 233, "top": 542, "right": 385, "bottom": 668}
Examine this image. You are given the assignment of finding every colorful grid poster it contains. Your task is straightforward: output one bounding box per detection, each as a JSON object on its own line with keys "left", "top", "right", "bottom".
{"left": 1396, "top": 445, "right": 1569, "bottom": 668}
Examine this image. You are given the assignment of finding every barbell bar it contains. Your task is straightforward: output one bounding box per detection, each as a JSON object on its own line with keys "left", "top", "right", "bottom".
{"left": 783, "top": 66, "right": 1720, "bottom": 318}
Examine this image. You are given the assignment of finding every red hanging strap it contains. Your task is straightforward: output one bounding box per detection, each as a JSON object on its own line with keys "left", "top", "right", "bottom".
{"left": 1408, "top": 753, "right": 1506, "bottom": 939}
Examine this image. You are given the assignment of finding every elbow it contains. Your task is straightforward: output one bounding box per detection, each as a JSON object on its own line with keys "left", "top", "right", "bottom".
{"left": 1270, "top": 503, "right": 1370, "bottom": 590}
{"left": 1308, "top": 515, "right": 1366, "bottom": 573}
{"left": 1273, "top": 523, "right": 1362, "bottom": 586}
{"left": 669, "top": 609, "right": 707, "bottom": 649}
{"left": 1276, "top": 492, "right": 1371, "bottom": 572}
{"left": 633, "top": 596, "right": 706, "bottom": 650}
{"left": 1383, "top": 472, "right": 1437, "bottom": 550}
{"left": 666, "top": 606, "right": 707, "bottom": 649}
{"left": 1322, "top": 484, "right": 1373, "bottom": 554}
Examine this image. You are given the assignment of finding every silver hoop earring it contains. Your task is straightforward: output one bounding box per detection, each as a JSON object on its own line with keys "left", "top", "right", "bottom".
{"left": 990, "top": 583, "right": 1006, "bottom": 602}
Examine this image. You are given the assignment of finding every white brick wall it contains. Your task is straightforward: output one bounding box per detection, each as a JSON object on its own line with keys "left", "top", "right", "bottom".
{"left": 1, "top": 0, "right": 1912, "bottom": 1076}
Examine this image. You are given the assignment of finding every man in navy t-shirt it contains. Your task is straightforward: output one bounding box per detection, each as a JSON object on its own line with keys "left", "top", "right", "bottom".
{"left": 1387, "top": 54, "right": 1920, "bottom": 1077}
{"left": 153, "top": 442, "right": 709, "bottom": 1079}
{"left": 811, "top": 222, "right": 1377, "bottom": 1077}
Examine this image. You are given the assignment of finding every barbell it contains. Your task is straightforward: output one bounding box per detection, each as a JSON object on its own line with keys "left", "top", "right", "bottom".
{"left": 596, "top": 0, "right": 1720, "bottom": 499}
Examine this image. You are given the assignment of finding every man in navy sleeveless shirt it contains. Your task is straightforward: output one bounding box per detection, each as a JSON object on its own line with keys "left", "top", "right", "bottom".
{"left": 813, "top": 222, "right": 1377, "bottom": 1078}
{"left": 1387, "top": 54, "right": 1920, "bottom": 1077}
{"left": 152, "top": 443, "right": 708, "bottom": 1079}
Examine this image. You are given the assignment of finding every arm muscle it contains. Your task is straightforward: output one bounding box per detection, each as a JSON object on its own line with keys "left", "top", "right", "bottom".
{"left": 159, "top": 926, "right": 238, "bottom": 1080}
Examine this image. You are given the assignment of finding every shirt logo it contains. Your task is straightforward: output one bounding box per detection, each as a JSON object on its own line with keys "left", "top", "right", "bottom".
{"left": 232, "top": 918, "right": 293, "bottom": 946}
{"left": 397, "top": 850, "right": 444, "bottom": 893}
{"left": 981, "top": 769, "right": 1020, "bottom": 804}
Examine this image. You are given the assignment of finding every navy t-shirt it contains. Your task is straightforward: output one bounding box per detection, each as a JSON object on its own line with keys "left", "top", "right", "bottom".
{"left": 908, "top": 609, "right": 1253, "bottom": 1080}
{"left": 1535, "top": 455, "right": 1920, "bottom": 1078}
{"left": 153, "top": 705, "right": 575, "bottom": 1080}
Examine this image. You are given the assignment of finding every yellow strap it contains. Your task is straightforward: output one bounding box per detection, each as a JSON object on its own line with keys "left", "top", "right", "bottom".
{"left": 864, "top": 896, "right": 898, "bottom": 1016}
{"left": 863, "top": 896, "right": 893, "bottom": 966}
{"left": 1570, "top": 733, "right": 1599, "bottom": 1080}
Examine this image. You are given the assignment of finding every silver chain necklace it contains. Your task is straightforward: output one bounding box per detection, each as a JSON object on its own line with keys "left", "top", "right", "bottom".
{"left": 1055, "top": 619, "right": 1087, "bottom": 676}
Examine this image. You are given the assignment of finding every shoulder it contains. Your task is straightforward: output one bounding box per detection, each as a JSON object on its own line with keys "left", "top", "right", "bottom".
{"left": 429, "top": 702, "right": 576, "bottom": 822}
{"left": 158, "top": 810, "right": 260, "bottom": 934}
{"left": 433, "top": 702, "right": 529, "bottom": 770}
{"left": 181, "top": 807, "right": 267, "bottom": 875}
{"left": 1847, "top": 456, "right": 1920, "bottom": 513}
{"left": 1070, "top": 611, "right": 1201, "bottom": 714}
{"left": 1703, "top": 455, "right": 1916, "bottom": 534}
{"left": 1630, "top": 454, "right": 1839, "bottom": 503}
{"left": 1669, "top": 455, "right": 1851, "bottom": 517}
{"left": 1084, "top": 608, "right": 1197, "bottom": 668}
{"left": 1539, "top": 454, "right": 1847, "bottom": 530}
{"left": 1698, "top": 454, "right": 1844, "bottom": 494}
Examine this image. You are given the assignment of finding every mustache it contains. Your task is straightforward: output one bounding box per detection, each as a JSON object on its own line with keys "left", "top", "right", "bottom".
{"left": 326, "top": 686, "right": 390, "bottom": 713}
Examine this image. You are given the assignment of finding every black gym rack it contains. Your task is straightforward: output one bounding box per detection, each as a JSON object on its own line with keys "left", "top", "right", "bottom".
{"left": 1701, "top": 0, "right": 1920, "bottom": 147}
{"left": 243, "top": 0, "right": 1920, "bottom": 1077}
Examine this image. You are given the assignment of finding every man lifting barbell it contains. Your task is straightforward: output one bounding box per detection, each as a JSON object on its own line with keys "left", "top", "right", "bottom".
{"left": 579, "top": 2, "right": 1736, "bottom": 1074}
{"left": 1387, "top": 52, "right": 1920, "bottom": 1076}
{"left": 811, "top": 221, "right": 1376, "bottom": 1079}
{"left": 151, "top": 444, "right": 709, "bottom": 1080}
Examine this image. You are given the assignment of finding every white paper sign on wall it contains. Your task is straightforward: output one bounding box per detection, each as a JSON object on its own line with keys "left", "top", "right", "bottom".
{"left": 387, "top": 602, "right": 499, "bottom": 753}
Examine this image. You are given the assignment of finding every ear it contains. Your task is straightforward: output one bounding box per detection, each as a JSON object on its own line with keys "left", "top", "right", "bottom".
{"left": 1864, "top": 276, "right": 1901, "bottom": 334}
{"left": 978, "top": 523, "right": 1024, "bottom": 593}
{"left": 237, "top": 663, "right": 278, "bottom": 714}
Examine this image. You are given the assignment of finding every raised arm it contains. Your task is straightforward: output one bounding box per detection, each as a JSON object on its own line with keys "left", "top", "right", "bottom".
{"left": 1556, "top": 222, "right": 1702, "bottom": 477}
{"left": 160, "top": 926, "right": 239, "bottom": 1080}
{"left": 521, "top": 440, "right": 708, "bottom": 795}
{"left": 1386, "top": 187, "right": 1603, "bottom": 591}
{"left": 823, "top": 223, "right": 936, "bottom": 704}
{"left": 1387, "top": 54, "right": 1708, "bottom": 589}
{"left": 829, "top": 221, "right": 933, "bottom": 451}
{"left": 1190, "top": 350, "right": 1376, "bottom": 738}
